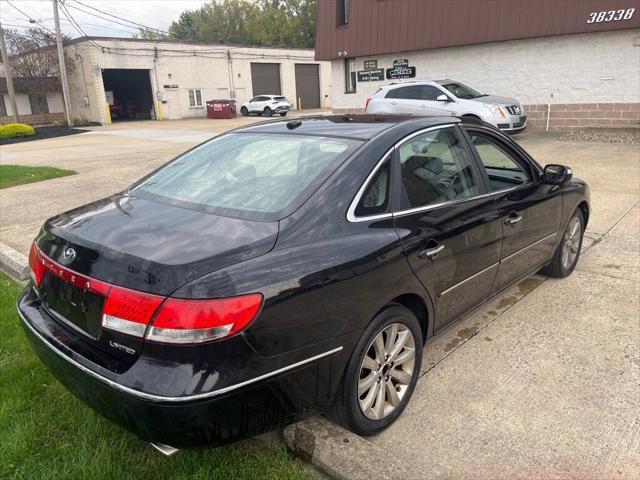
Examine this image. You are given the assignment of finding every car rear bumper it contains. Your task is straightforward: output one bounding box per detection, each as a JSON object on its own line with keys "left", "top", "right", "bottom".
{"left": 17, "top": 286, "right": 345, "bottom": 447}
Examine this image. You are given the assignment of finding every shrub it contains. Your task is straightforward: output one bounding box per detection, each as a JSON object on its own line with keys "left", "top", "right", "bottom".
{"left": 50, "top": 120, "right": 62, "bottom": 127}
{"left": 0, "top": 123, "right": 35, "bottom": 139}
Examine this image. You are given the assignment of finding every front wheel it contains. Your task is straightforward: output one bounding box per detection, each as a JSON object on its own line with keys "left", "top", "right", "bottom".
{"left": 263, "top": 107, "right": 272, "bottom": 117}
{"left": 542, "top": 209, "right": 584, "bottom": 278}
{"left": 328, "top": 305, "right": 423, "bottom": 436}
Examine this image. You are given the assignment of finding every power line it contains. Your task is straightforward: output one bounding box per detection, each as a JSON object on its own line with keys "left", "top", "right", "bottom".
{"left": 67, "top": 0, "right": 170, "bottom": 36}
{"left": 59, "top": 1, "right": 104, "bottom": 48}
{"left": 4, "top": 0, "right": 57, "bottom": 36}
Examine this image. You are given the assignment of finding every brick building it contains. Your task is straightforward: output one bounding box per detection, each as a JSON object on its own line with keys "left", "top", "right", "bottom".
{"left": 315, "top": 0, "right": 640, "bottom": 130}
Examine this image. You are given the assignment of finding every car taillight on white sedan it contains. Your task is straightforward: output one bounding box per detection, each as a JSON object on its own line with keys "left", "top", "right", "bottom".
{"left": 29, "top": 243, "right": 263, "bottom": 344}
{"left": 365, "top": 98, "right": 372, "bottom": 110}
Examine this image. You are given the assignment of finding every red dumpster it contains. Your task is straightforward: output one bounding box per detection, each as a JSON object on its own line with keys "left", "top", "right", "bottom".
{"left": 206, "top": 99, "right": 236, "bottom": 119}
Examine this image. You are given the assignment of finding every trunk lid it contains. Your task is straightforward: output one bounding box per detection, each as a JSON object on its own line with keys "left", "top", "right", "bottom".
{"left": 34, "top": 193, "right": 278, "bottom": 366}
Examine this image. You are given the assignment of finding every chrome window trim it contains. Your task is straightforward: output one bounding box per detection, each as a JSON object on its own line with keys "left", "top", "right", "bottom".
{"left": 439, "top": 262, "right": 500, "bottom": 297}
{"left": 501, "top": 232, "right": 558, "bottom": 263}
{"left": 17, "top": 305, "right": 343, "bottom": 404}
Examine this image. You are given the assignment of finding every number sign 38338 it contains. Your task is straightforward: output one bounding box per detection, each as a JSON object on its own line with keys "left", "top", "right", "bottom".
{"left": 587, "top": 8, "right": 635, "bottom": 23}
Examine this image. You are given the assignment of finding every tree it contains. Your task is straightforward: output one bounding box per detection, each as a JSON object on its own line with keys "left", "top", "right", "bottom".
{"left": 133, "top": 27, "right": 170, "bottom": 41}
{"left": 3, "top": 27, "right": 73, "bottom": 78}
{"left": 167, "top": 0, "right": 316, "bottom": 48}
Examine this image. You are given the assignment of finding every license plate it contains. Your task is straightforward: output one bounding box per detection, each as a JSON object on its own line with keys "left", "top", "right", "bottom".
{"left": 44, "top": 275, "right": 104, "bottom": 337}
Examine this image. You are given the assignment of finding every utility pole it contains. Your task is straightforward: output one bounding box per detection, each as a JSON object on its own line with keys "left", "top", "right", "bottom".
{"left": 0, "top": 22, "right": 19, "bottom": 122}
{"left": 52, "top": 0, "right": 73, "bottom": 126}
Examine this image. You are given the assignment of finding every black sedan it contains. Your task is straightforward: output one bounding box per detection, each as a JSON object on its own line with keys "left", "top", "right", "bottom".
{"left": 18, "top": 115, "right": 590, "bottom": 450}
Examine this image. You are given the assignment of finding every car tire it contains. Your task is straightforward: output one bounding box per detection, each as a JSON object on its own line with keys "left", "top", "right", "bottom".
{"left": 279, "top": 112, "right": 287, "bottom": 117}
{"left": 264, "top": 107, "right": 272, "bottom": 117}
{"left": 328, "top": 304, "right": 423, "bottom": 436}
{"left": 541, "top": 209, "right": 585, "bottom": 278}
{"left": 240, "top": 107, "right": 249, "bottom": 116}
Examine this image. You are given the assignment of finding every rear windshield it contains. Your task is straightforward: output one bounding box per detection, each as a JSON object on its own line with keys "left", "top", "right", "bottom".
{"left": 274, "top": 96, "right": 286, "bottom": 101}
{"left": 132, "top": 133, "right": 361, "bottom": 221}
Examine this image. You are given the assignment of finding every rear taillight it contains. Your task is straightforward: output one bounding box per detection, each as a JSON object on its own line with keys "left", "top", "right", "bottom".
{"left": 365, "top": 98, "right": 372, "bottom": 110}
{"left": 146, "top": 294, "right": 263, "bottom": 344}
{"left": 29, "top": 243, "right": 263, "bottom": 344}
{"left": 29, "top": 243, "right": 45, "bottom": 286}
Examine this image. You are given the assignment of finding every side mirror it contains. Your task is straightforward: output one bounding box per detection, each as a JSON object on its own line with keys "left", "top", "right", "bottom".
{"left": 542, "top": 164, "right": 572, "bottom": 185}
{"left": 436, "top": 94, "right": 450, "bottom": 102}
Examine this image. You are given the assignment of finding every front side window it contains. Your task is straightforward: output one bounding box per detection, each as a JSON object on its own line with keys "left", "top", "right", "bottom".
{"left": 188, "top": 89, "right": 203, "bottom": 107}
{"left": 28, "top": 94, "right": 49, "bottom": 114}
{"left": 344, "top": 58, "right": 356, "bottom": 94}
{"left": 468, "top": 132, "right": 530, "bottom": 191}
{"left": 133, "top": 133, "right": 361, "bottom": 219}
{"left": 440, "top": 82, "right": 485, "bottom": 100}
{"left": 399, "top": 128, "right": 479, "bottom": 209}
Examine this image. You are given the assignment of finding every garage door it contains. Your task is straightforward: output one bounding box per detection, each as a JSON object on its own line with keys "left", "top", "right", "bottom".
{"left": 251, "top": 63, "right": 281, "bottom": 95}
{"left": 295, "top": 64, "right": 320, "bottom": 109}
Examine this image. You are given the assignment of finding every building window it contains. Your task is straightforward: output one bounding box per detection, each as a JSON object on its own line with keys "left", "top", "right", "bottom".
{"left": 29, "top": 94, "right": 49, "bottom": 114}
{"left": 188, "top": 89, "right": 203, "bottom": 108}
{"left": 344, "top": 58, "right": 356, "bottom": 94}
{"left": 337, "top": 0, "right": 350, "bottom": 25}
{"left": 0, "top": 95, "right": 7, "bottom": 116}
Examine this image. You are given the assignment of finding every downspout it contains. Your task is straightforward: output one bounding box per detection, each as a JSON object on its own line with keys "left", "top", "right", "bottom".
{"left": 227, "top": 50, "right": 235, "bottom": 100}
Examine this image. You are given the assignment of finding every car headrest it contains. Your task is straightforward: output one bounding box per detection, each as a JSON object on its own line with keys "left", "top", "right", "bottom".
{"left": 404, "top": 156, "right": 443, "bottom": 175}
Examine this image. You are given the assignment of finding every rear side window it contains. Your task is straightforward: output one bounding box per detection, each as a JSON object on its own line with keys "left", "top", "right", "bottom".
{"left": 398, "top": 128, "right": 479, "bottom": 209}
{"left": 133, "top": 133, "right": 362, "bottom": 220}
{"left": 355, "top": 159, "right": 391, "bottom": 217}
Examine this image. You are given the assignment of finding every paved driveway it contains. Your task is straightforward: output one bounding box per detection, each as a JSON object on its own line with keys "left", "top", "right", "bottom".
{"left": 1, "top": 120, "right": 638, "bottom": 478}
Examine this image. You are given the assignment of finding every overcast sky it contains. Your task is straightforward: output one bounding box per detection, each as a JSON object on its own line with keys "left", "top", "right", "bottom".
{"left": 0, "top": 0, "right": 210, "bottom": 38}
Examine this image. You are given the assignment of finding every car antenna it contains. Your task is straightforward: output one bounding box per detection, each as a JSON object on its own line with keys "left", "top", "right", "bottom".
{"left": 287, "top": 120, "right": 302, "bottom": 129}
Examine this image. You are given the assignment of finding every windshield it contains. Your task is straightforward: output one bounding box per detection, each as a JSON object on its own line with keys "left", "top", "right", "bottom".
{"left": 441, "top": 82, "right": 485, "bottom": 100}
{"left": 132, "top": 133, "right": 361, "bottom": 220}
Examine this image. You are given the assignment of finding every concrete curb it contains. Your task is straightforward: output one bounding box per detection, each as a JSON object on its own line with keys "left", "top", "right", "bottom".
{"left": 0, "top": 241, "right": 29, "bottom": 281}
{"left": 284, "top": 416, "right": 413, "bottom": 480}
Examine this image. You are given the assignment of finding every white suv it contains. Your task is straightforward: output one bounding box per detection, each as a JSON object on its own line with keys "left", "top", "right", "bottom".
{"left": 366, "top": 80, "right": 526, "bottom": 134}
{"left": 240, "top": 95, "right": 291, "bottom": 117}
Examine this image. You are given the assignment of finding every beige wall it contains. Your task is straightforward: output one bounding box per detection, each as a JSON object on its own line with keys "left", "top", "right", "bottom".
{"left": 64, "top": 39, "right": 332, "bottom": 124}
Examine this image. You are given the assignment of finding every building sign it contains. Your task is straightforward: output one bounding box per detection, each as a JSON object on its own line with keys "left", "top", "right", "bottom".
{"left": 363, "top": 59, "right": 378, "bottom": 69}
{"left": 586, "top": 7, "right": 635, "bottom": 23}
{"left": 163, "top": 84, "right": 179, "bottom": 89}
{"left": 386, "top": 59, "right": 416, "bottom": 80}
{"left": 357, "top": 68, "right": 385, "bottom": 82}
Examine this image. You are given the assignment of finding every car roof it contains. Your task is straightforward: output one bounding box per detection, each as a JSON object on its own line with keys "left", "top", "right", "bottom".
{"left": 235, "top": 114, "right": 462, "bottom": 140}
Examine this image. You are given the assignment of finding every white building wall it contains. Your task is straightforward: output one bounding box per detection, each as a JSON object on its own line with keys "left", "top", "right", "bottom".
{"left": 64, "top": 39, "right": 332, "bottom": 123}
{"left": 331, "top": 29, "right": 640, "bottom": 110}
{"left": 46, "top": 92, "right": 64, "bottom": 113}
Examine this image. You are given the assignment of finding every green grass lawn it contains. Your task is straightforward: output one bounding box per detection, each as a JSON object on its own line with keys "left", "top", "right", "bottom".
{"left": 0, "top": 273, "right": 309, "bottom": 480}
{"left": 0, "top": 165, "right": 76, "bottom": 189}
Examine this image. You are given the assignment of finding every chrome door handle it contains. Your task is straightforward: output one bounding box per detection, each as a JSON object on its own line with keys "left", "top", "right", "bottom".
{"left": 418, "top": 244, "right": 445, "bottom": 260}
{"left": 420, "top": 104, "right": 427, "bottom": 108}
{"left": 505, "top": 212, "right": 523, "bottom": 227}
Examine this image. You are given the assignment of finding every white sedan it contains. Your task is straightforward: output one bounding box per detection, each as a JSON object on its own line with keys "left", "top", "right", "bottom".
{"left": 240, "top": 95, "right": 291, "bottom": 117}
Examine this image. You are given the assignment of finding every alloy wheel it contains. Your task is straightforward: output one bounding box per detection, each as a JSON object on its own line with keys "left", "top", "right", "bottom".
{"left": 561, "top": 216, "right": 582, "bottom": 270}
{"left": 357, "top": 322, "right": 416, "bottom": 420}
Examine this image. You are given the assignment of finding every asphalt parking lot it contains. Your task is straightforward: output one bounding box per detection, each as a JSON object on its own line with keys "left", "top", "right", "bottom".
{"left": 1, "top": 118, "right": 638, "bottom": 479}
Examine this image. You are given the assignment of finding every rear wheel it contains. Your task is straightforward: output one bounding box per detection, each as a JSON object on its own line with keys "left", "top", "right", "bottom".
{"left": 328, "top": 305, "right": 422, "bottom": 436}
{"left": 264, "top": 107, "right": 273, "bottom": 117}
{"left": 240, "top": 107, "right": 248, "bottom": 116}
{"left": 542, "top": 209, "right": 584, "bottom": 278}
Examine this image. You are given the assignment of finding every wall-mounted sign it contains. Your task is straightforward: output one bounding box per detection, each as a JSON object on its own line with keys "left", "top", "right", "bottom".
{"left": 587, "top": 7, "right": 635, "bottom": 23}
{"left": 392, "top": 59, "right": 409, "bottom": 67}
{"left": 363, "top": 59, "right": 378, "bottom": 69}
{"left": 386, "top": 64, "right": 416, "bottom": 80}
{"left": 357, "top": 68, "right": 385, "bottom": 82}
{"left": 163, "top": 84, "right": 179, "bottom": 89}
